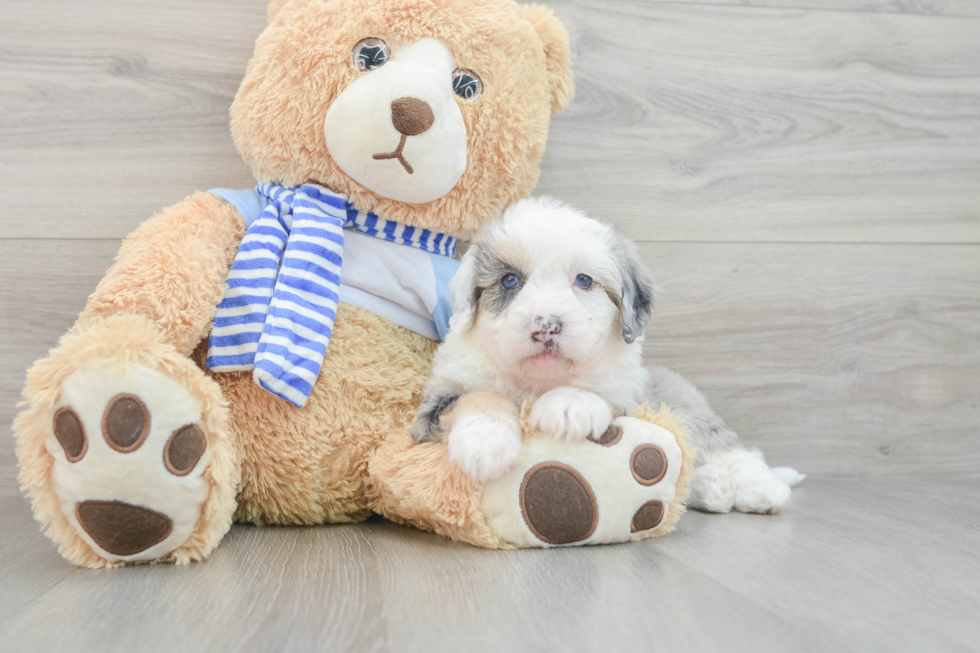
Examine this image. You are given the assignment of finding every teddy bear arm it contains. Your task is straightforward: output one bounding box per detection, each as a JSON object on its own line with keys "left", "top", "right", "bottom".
{"left": 78, "top": 192, "right": 245, "bottom": 356}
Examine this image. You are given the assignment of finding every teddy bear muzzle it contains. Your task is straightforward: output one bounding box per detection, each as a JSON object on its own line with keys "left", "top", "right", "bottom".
{"left": 324, "top": 37, "right": 468, "bottom": 204}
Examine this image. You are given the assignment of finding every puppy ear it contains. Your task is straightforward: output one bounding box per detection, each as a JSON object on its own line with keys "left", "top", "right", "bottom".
{"left": 610, "top": 234, "right": 658, "bottom": 344}
{"left": 448, "top": 245, "right": 481, "bottom": 332}
{"left": 522, "top": 4, "right": 575, "bottom": 114}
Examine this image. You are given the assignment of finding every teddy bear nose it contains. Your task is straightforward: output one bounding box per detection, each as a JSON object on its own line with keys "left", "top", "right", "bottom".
{"left": 390, "top": 97, "right": 435, "bottom": 136}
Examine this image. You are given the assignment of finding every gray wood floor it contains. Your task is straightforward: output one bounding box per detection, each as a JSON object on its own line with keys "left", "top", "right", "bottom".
{"left": 1, "top": 0, "right": 977, "bottom": 650}
{"left": 2, "top": 476, "right": 979, "bottom": 652}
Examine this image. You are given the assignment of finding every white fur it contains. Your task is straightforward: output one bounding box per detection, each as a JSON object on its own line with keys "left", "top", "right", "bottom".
{"left": 447, "top": 414, "right": 523, "bottom": 484}
{"left": 687, "top": 448, "right": 795, "bottom": 514}
{"left": 771, "top": 466, "right": 807, "bottom": 487}
{"left": 439, "top": 197, "right": 647, "bottom": 413}
{"left": 421, "top": 198, "right": 646, "bottom": 480}
{"left": 528, "top": 387, "right": 612, "bottom": 442}
{"left": 324, "top": 38, "right": 467, "bottom": 204}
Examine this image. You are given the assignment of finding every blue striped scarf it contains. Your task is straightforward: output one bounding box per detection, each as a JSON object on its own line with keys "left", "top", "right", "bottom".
{"left": 206, "top": 183, "right": 457, "bottom": 408}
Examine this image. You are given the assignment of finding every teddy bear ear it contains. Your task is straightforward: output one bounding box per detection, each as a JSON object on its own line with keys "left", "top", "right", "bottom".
{"left": 268, "top": 0, "right": 290, "bottom": 22}
{"left": 522, "top": 4, "right": 575, "bottom": 114}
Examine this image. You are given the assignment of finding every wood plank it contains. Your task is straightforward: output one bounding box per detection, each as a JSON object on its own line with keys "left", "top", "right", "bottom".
{"left": 639, "top": 241, "right": 980, "bottom": 477}
{"left": 0, "top": 0, "right": 264, "bottom": 239}
{"left": 2, "top": 475, "right": 978, "bottom": 652}
{"left": 639, "top": 0, "right": 980, "bottom": 18}
{"left": 1, "top": 0, "right": 978, "bottom": 243}
{"left": 2, "top": 239, "right": 977, "bottom": 488}
{"left": 538, "top": 1, "right": 980, "bottom": 243}
{"left": 0, "top": 240, "right": 118, "bottom": 494}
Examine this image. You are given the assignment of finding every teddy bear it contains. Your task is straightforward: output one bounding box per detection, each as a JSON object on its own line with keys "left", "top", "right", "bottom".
{"left": 14, "top": 0, "right": 691, "bottom": 567}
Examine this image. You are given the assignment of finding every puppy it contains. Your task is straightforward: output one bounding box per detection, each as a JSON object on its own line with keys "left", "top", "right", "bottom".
{"left": 412, "top": 197, "right": 803, "bottom": 513}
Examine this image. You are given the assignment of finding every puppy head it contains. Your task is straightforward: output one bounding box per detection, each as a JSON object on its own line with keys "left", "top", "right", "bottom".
{"left": 450, "top": 197, "right": 656, "bottom": 385}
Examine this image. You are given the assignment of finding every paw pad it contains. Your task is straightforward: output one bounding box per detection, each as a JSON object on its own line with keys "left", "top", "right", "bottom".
{"left": 485, "top": 416, "right": 684, "bottom": 547}
{"left": 588, "top": 424, "right": 623, "bottom": 447}
{"left": 53, "top": 407, "right": 87, "bottom": 462}
{"left": 102, "top": 393, "right": 150, "bottom": 453}
{"left": 519, "top": 462, "right": 598, "bottom": 545}
{"left": 75, "top": 500, "right": 174, "bottom": 556}
{"left": 630, "top": 500, "right": 665, "bottom": 533}
{"left": 630, "top": 444, "right": 667, "bottom": 486}
{"left": 164, "top": 425, "right": 207, "bottom": 476}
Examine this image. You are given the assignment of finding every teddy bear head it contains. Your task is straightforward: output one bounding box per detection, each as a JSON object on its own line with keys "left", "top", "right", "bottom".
{"left": 231, "top": 0, "right": 573, "bottom": 240}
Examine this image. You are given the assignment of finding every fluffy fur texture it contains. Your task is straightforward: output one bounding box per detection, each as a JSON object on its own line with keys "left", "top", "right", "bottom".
{"left": 198, "top": 304, "right": 437, "bottom": 526}
{"left": 81, "top": 193, "right": 245, "bottom": 356}
{"left": 414, "top": 197, "right": 655, "bottom": 480}
{"left": 323, "top": 38, "right": 468, "bottom": 203}
{"left": 232, "top": 0, "right": 573, "bottom": 239}
{"left": 14, "top": 0, "right": 573, "bottom": 566}
{"left": 416, "top": 198, "right": 802, "bottom": 512}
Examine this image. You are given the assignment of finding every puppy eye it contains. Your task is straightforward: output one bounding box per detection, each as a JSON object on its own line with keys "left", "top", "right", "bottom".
{"left": 501, "top": 273, "right": 519, "bottom": 289}
{"left": 353, "top": 38, "right": 390, "bottom": 71}
{"left": 452, "top": 69, "right": 483, "bottom": 100}
{"left": 575, "top": 274, "right": 593, "bottom": 290}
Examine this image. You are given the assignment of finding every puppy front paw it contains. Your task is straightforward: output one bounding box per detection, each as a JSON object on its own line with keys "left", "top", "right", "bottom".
{"left": 687, "top": 464, "right": 735, "bottom": 513}
{"left": 691, "top": 448, "right": 794, "bottom": 515}
{"left": 529, "top": 387, "right": 612, "bottom": 442}
{"left": 448, "top": 415, "right": 522, "bottom": 484}
{"left": 732, "top": 475, "right": 792, "bottom": 514}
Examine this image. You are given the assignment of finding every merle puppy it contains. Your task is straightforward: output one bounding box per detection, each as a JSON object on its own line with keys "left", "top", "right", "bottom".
{"left": 412, "top": 197, "right": 803, "bottom": 513}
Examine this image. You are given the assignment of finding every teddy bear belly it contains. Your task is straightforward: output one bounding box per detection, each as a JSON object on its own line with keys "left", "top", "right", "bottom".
{"left": 198, "top": 303, "right": 438, "bottom": 525}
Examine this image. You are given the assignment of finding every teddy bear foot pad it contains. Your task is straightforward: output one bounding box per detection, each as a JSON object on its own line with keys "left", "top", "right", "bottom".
{"left": 483, "top": 416, "right": 686, "bottom": 548}
{"left": 48, "top": 363, "right": 211, "bottom": 563}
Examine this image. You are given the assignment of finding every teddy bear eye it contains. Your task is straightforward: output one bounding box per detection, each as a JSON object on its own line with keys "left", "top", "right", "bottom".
{"left": 452, "top": 69, "right": 483, "bottom": 101}
{"left": 353, "top": 38, "right": 391, "bottom": 71}
{"left": 575, "top": 274, "right": 593, "bottom": 290}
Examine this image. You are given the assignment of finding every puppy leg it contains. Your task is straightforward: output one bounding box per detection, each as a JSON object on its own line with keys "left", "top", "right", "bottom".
{"left": 438, "top": 392, "right": 523, "bottom": 484}
{"left": 645, "top": 365, "right": 804, "bottom": 514}
{"left": 528, "top": 387, "right": 612, "bottom": 442}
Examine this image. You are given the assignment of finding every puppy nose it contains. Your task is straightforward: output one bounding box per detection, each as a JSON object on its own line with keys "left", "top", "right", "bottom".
{"left": 390, "top": 97, "right": 435, "bottom": 136}
{"left": 531, "top": 316, "right": 562, "bottom": 341}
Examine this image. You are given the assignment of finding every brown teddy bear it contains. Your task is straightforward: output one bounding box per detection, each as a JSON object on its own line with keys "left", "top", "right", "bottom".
{"left": 15, "top": 0, "right": 691, "bottom": 567}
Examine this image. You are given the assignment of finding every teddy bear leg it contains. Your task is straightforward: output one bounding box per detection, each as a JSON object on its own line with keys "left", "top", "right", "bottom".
{"left": 14, "top": 193, "right": 245, "bottom": 567}
{"left": 481, "top": 408, "right": 694, "bottom": 548}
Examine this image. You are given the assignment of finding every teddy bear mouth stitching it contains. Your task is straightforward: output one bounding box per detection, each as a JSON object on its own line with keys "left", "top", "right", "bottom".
{"left": 373, "top": 133, "right": 415, "bottom": 174}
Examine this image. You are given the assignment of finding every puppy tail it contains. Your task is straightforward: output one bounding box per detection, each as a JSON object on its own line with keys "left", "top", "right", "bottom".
{"left": 770, "top": 466, "right": 806, "bottom": 487}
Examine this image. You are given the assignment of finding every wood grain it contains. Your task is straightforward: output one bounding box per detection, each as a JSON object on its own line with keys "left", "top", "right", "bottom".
{"left": 537, "top": 1, "right": 980, "bottom": 243}
{"left": 0, "top": 240, "right": 119, "bottom": 495}
{"left": 1, "top": 1, "right": 979, "bottom": 242}
{"left": 0, "top": 0, "right": 263, "bottom": 239}
{"left": 641, "top": 0, "right": 980, "bottom": 18}
{"left": 3, "top": 475, "right": 978, "bottom": 652}
{"left": 639, "top": 241, "right": 980, "bottom": 477}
